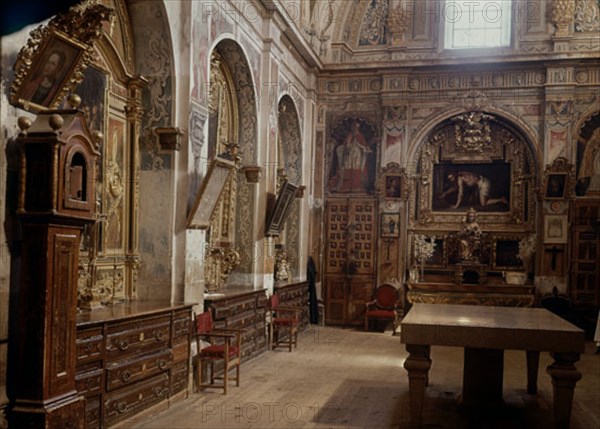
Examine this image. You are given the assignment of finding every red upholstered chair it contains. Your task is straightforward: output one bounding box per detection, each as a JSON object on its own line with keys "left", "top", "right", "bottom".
{"left": 364, "top": 284, "right": 402, "bottom": 335}
{"left": 267, "top": 294, "right": 301, "bottom": 352}
{"left": 192, "top": 311, "right": 242, "bottom": 394}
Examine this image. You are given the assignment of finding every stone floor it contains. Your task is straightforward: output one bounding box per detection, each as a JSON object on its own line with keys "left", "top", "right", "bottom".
{"left": 119, "top": 325, "right": 600, "bottom": 429}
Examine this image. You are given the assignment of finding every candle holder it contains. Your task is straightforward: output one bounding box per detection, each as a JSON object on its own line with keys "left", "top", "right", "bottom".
{"left": 241, "top": 165, "right": 262, "bottom": 183}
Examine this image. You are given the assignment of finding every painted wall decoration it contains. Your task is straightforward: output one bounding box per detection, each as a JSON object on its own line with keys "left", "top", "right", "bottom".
{"left": 359, "top": 0, "right": 389, "bottom": 45}
{"left": 328, "top": 118, "right": 377, "bottom": 194}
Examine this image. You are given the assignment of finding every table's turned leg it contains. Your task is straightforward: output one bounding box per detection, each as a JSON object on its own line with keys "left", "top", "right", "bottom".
{"left": 404, "top": 344, "right": 432, "bottom": 427}
{"left": 546, "top": 352, "right": 582, "bottom": 429}
{"left": 526, "top": 351, "right": 540, "bottom": 394}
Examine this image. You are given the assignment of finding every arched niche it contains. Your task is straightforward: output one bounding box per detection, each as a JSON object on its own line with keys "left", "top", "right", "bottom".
{"left": 409, "top": 111, "right": 538, "bottom": 230}
{"left": 277, "top": 95, "right": 303, "bottom": 278}
{"left": 575, "top": 112, "right": 600, "bottom": 196}
{"left": 202, "top": 39, "right": 258, "bottom": 288}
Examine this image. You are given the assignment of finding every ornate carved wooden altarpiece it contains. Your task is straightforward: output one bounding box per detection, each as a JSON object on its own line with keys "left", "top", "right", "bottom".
{"left": 407, "top": 112, "right": 538, "bottom": 307}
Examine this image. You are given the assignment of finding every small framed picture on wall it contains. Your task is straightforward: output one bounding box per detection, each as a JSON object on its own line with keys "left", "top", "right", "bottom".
{"left": 381, "top": 213, "right": 400, "bottom": 237}
{"left": 544, "top": 215, "right": 568, "bottom": 244}
{"left": 545, "top": 173, "right": 567, "bottom": 199}
{"left": 384, "top": 175, "right": 402, "bottom": 199}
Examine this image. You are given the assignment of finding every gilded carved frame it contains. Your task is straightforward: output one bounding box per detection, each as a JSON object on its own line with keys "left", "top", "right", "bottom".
{"left": 413, "top": 112, "right": 535, "bottom": 229}
{"left": 10, "top": 4, "right": 112, "bottom": 112}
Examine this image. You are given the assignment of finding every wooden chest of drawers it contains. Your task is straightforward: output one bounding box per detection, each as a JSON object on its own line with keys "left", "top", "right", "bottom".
{"left": 274, "top": 281, "right": 309, "bottom": 329}
{"left": 76, "top": 301, "right": 194, "bottom": 428}
{"left": 204, "top": 287, "right": 267, "bottom": 361}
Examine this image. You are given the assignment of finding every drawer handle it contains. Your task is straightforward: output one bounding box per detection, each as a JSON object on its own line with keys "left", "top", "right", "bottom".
{"left": 121, "top": 370, "right": 132, "bottom": 383}
{"left": 117, "top": 339, "right": 129, "bottom": 351}
{"left": 157, "top": 359, "right": 167, "bottom": 370}
{"left": 155, "top": 331, "right": 165, "bottom": 341}
{"left": 116, "top": 401, "right": 127, "bottom": 414}
{"left": 153, "top": 386, "right": 164, "bottom": 397}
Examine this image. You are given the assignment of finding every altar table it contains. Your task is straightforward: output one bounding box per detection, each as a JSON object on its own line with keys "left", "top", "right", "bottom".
{"left": 400, "top": 303, "right": 585, "bottom": 428}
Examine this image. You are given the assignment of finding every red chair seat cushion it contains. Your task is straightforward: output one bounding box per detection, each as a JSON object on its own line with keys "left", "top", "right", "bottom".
{"left": 365, "top": 309, "right": 395, "bottom": 319}
{"left": 201, "top": 345, "right": 239, "bottom": 358}
{"left": 273, "top": 317, "right": 297, "bottom": 326}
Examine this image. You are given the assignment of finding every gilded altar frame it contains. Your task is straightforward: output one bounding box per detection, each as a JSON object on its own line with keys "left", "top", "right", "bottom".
{"left": 412, "top": 112, "right": 536, "bottom": 230}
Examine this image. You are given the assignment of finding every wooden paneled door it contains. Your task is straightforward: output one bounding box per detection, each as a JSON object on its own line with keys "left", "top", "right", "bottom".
{"left": 324, "top": 198, "right": 377, "bottom": 325}
{"left": 570, "top": 200, "right": 600, "bottom": 306}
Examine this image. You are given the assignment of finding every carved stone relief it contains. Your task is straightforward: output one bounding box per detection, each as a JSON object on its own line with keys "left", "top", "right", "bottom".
{"left": 575, "top": 0, "right": 600, "bottom": 32}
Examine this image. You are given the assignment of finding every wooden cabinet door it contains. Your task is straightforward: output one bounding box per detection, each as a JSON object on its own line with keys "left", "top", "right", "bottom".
{"left": 570, "top": 201, "right": 600, "bottom": 306}
{"left": 324, "top": 198, "right": 377, "bottom": 325}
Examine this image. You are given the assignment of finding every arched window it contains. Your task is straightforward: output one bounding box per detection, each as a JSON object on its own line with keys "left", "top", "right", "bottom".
{"left": 444, "top": 0, "right": 512, "bottom": 49}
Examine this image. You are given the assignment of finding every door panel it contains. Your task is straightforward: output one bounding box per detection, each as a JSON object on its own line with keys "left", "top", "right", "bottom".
{"left": 325, "top": 198, "right": 377, "bottom": 325}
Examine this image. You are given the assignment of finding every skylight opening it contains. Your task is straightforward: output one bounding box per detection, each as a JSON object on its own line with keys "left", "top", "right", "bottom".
{"left": 444, "top": 0, "right": 512, "bottom": 49}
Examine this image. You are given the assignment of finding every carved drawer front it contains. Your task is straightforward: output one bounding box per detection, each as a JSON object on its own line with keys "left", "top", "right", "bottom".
{"left": 229, "top": 296, "right": 256, "bottom": 314}
{"left": 227, "top": 310, "right": 255, "bottom": 329}
{"left": 257, "top": 293, "right": 267, "bottom": 309}
{"left": 170, "top": 361, "right": 188, "bottom": 395}
{"left": 75, "top": 361, "right": 103, "bottom": 396}
{"left": 106, "top": 316, "right": 170, "bottom": 361}
{"left": 84, "top": 394, "right": 101, "bottom": 429}
{"left": 172, "top": 340, "right": 189, "bottom": 364}
{"left": 210, "top": 301, "right": 231, "bottom": 320}
{"left": 172, "top": 310, "right": 191, "bottom": 342}
{"left": 106, "top": 349, "right": 172, "bottom": 392}
{"left": 104, "top": 372, "right": 170, "bottom": 427}
{"left": 76, "top": 327, "right": 104, "bottom": 365}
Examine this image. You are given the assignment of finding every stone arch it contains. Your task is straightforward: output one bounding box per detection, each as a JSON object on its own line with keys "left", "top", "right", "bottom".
{"left": 406, "top": 106, "right": 541, "bottom": 176}
{"left": 575, "top": 111, "right": 600, "bottom": 196}
{"left": 278, "top": 94, "right": 303, "bottom": 278}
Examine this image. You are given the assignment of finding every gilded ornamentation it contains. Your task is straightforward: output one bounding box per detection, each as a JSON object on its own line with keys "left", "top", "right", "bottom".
{"left": 204, "top": 246, "right": 241, "bottom": 291}
{"left": 550, "top": 0, "right": 576, "bottom": 36}
{"left": 574, "top": 0, "right": 600, "bottom": 32}
{"left": 388, "top": 3, "right": 409, "bottom": 45}
{"left": 274, "top": 247, "right": 292, "bottom": 282}
{"left": 10, "top": 4, "right": 112, "bottom": 110}
{"left": 452, "top": 112, "right": 493, "bottom": 155}
{"left": 412, "top": 113, "right": 535, "bottom": 227}
{"left": 407, "top": 291, "right": 534, "bottom": 307}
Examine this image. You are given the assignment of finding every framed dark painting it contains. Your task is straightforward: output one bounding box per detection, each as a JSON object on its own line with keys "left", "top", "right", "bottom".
{"left": 12, "top": 31, "right": 86, "bottom": 111}
{"left": 432, "top": 162, "right": 511, "bottom": 212}
{"left": 493, "top": 239, "right": 523, "bottom": 269}
{"left": 265, "top": 180, "right": 299, "bottom": 236}
{"left": 545, "top": 173, "right": 567, "bottom": 199}
{"left": 187, "top": 157, "right": 236, "bottom": 229}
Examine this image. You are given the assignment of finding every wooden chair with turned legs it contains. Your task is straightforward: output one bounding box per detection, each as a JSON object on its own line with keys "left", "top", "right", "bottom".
{"left": 192, "top": 311, "right": 243, "bottom": 394}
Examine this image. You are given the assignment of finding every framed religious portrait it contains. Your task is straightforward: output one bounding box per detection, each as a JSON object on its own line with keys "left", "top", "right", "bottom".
{"left": 265, "top": 180, "right": 299, "bottom": 236}
{"left": 187, "top": 157, "right": 236, "bottom": 229}
{"left": 544, "top": 215, "right": 568, "bottom": 244}
{"left": 12, "top": 31, "right": 87, "bottom": 112}
{"left": 432, "top": 162, "right": 511, "bottom": 212}
{"left": 380, "top": 213, "right": 400, "bottom": 238}
{"left": 545, "top": 173, "right": 567, "bottom": 199}
{"left": 384, "top": 175, "right": 403, "bottom": 199}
